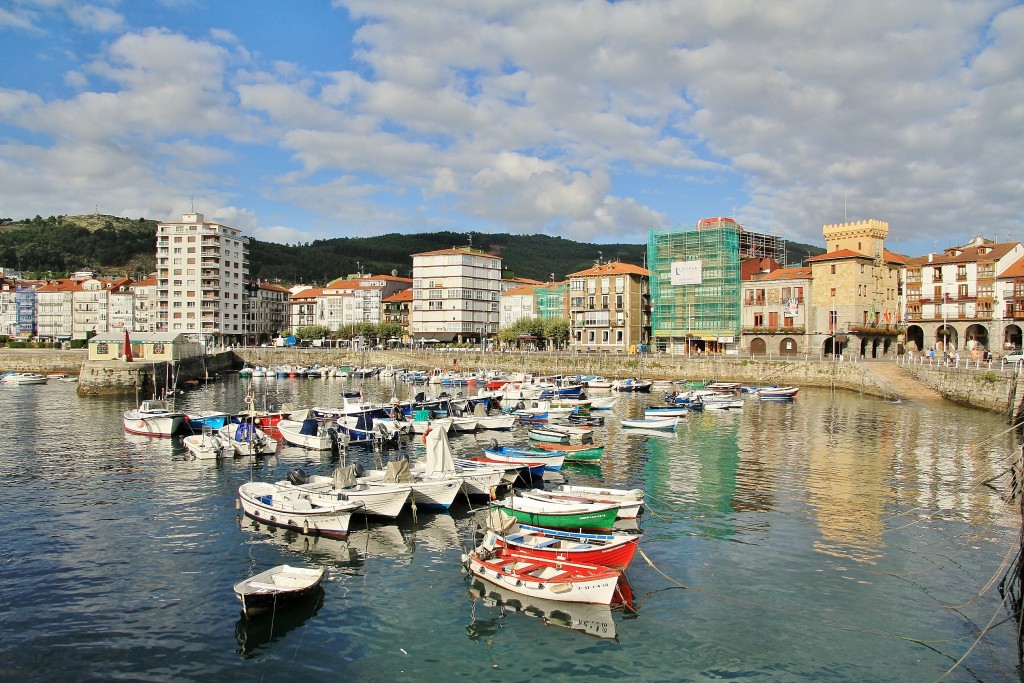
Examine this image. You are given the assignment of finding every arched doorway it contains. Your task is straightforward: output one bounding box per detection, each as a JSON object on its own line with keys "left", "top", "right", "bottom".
{"left": 965, "top": 323, "right": 988, "bottom": 351}
{"left": 779, "top": 337, "right": 798, "bottom": 356}
{"left": 824, "top": 335, "right": 846, "bottom": 357}
{"left": 1005, "top": 325, "right": 1022, "bottom": 352}
{"left": 750, "top": 338, "right": 767, "bottom": 355}
{"left": 936, "top": 324, "right": 958, "bottom": 352}
{"left": 905, "top": 325, "right": 924, "bottom": 352}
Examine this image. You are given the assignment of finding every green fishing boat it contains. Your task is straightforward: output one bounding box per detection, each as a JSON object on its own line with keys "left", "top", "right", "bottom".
{"left": 491, "top": 493, "right": 619, "bottom": 531}
{"left": 531, "top": 442, "right": 604, "bottom": 462}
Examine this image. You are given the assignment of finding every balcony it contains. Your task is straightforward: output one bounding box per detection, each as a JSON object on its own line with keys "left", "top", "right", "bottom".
{"left": 742, "top": 327, "right": 806, "bottom": 335}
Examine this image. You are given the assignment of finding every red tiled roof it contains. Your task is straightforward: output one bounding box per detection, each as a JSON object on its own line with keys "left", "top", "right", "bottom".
{"left": 567, "top": 261, "right": 649, "bottom": 277}
{"left": 905, "top": 241, "right": 1020, "bottom": 267}
{"left": 755, "top": 267, "right": 813, "bottom": 281}
{"left": 383, "top": 289, "right": 413, "bottom": 302}
{"left": 998, "top": 255, "right": 1024, "bottom": 279}
{"left": 502, "top": 284, "right": 536, "bottom": 297}
{"left": 805, "top": 249, "right": 870, "bottom": 262}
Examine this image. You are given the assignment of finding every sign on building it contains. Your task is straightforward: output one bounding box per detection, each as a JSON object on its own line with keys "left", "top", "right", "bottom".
{"left": 671, "top": 260, "right": 703, "bottom": 286}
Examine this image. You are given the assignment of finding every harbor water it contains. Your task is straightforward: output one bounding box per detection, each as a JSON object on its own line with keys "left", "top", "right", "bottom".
{"left": 0, "top": 376, "right": 1020, "bottom": 682}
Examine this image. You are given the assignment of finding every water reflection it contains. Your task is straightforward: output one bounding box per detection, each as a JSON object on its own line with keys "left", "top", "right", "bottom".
{"left": 234, "top": 588, "right": 324, "bottom": 656}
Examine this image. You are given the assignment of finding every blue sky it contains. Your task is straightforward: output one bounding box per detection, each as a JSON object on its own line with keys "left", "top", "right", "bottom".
{"left": 1, "top": 1, "right": 1022, "bottom": 258}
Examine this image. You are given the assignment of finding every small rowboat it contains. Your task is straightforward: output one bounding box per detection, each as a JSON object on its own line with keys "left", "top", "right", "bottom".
{"left": 481, "top": 515, "right": 640, "bottom": 570}
{"left": 550, "top": 484, "right": 645, "bottom": 519}
{"left": 233, "top": 564, "right": 325, "bottom": 618}
{"left": 461, "top": 547, "right": 623, "bottom": 604}
{"left": 492, "top": 492, "right": 620, "bottom": 531}
{"left": 237, "top": 481, "right": 362, "bottom": 537}
{"left": 620, "top": 416, "right": 679, "bottom": 430}
{"left": 756, "top": 386, "right": 799, "bottom": 399}
{"left": 531, "top": 442, "right": 603, "bottom": 462}
{"left": 483, "top": 444, "right": 565, "bottom": 471}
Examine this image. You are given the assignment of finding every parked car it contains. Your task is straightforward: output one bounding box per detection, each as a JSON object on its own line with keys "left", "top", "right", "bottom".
{"left": 1004, "top": 350, "right": 1024, "bottom": 364}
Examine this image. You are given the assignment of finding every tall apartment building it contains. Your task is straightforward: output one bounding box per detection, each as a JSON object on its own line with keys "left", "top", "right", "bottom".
{"left": 36, "top": 279, "right": 77, "bottom": 340}
{"left": 155, "top": 212, "right": 249, "bottom": 347}
{"left": 567, "top": 261, "right": 649, "bottom": 353}
{"left": 0, "top": 277, "right": 33, "bottom": 337}
{"left": 410, "top": 248, "right": 502, "bottom": 344}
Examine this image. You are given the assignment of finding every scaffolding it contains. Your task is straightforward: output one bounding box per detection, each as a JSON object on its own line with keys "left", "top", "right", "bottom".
{"left": 648, "top": 223, "right": 747, "bottom": 353}
{"left": 535, "top": 282, "right": 568, "bottom": 320}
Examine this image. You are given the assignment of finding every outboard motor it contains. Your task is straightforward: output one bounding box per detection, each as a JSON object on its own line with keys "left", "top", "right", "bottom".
{"left": 287, "top": 467, "right": 309, "bottom": 486}
{"left": 328, "top": 427, "right": 340, "bottom": 458}
{"left": 353, "top": 462, "right": 365, "bottom": 478}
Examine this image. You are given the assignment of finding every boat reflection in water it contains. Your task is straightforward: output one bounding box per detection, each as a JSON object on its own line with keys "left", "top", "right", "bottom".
{"left": 466, "top": 574, "right": 635, "bottom": 641}
{"left": 235, "top": 588, "right": 324, "bottom": 656}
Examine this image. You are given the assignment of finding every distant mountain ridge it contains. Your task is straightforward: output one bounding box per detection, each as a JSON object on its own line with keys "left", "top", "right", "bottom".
{"left": 0, "top": 214, "right": 825, "bottom": 284}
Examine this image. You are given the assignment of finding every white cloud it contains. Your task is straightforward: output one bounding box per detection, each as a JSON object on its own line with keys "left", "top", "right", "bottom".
{"left": 65, "top": 4, "right": 124, "bottom": 32}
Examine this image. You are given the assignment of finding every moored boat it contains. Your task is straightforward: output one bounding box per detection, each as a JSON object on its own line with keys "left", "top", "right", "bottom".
{"left": 491, "top": 492, "right": 619, "bottom": 531}
{"left": 481, "top": 513, "right": 640, "bottom": 570}
{"left": 620, "top": 415, "right": 679, "bottom": 430}
{"left": 237, "top": 481, "right": 361, "bottom": 537}
{"left": 483, "top": 444, "right": 565, "bottom": 471}
{"left": 530, "top": 442, "right": 604, "bottom": 462}
{"left": 756, "top": 386, "right": 799, "bottom": 399}
{"left": 233, "top": 564, "right": 325, "bottom": 618}
{"left": 1, "top": 372, "right": 48, "bottom": 385}
{"left": 547, "top": 485, "right": 645, "bottom": 519}
{"left": 122, "top": 399, "right": 185, "bottom": 437}
{"left": 461, "top": 547, "right": 622, "bottom": 604}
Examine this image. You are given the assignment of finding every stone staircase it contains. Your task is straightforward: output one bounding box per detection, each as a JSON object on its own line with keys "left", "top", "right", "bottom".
{"left": 861, "top": 362, "right": 948, "bottom": 403}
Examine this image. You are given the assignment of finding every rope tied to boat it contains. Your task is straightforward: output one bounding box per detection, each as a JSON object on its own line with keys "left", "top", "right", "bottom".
{"left": 637, "top": 546, "right": 688, "bottom": 590}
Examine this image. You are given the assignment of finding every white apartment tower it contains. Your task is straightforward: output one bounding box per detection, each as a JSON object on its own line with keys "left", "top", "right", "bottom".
{"left": 410, "top": 248, "right": 501, "bottom": 344}
{"left": 155, "top": 212, "right": 249, "bottom": 347}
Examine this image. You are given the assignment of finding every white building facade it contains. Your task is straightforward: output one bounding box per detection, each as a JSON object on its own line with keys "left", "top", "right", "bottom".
{"left": 155, "top": 212, "right": 249, "bottom": 346}
{"left": 411, "top": 248, "right": 502, "bottom": 344}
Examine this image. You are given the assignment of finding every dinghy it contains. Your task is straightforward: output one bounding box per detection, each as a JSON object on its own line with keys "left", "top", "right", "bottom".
{"left": 233, "top": 564, "right": 325, "bottom": 618}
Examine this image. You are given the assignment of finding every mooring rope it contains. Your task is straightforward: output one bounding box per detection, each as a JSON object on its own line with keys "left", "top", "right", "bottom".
{"left": 637, "top": 546, "right": 687, "bottom": 589}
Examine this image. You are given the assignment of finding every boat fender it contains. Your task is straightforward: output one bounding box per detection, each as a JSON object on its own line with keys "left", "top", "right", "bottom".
{"left": 235, "top": 498, "right": 240, "bottom": 510}
{"left": 303, "top": 519, "right": 310, "bottom": 534}
{"left": 136, "top": 420, "right": 145, "bottom": 428}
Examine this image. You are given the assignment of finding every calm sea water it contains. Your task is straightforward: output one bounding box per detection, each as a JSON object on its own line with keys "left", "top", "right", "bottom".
{"left": 0, "top": 376, "right": 1020, "bottom": 682}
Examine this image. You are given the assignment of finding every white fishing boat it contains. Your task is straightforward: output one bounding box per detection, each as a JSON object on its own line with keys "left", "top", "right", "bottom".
{"left": 219, "top": 421, "right": 278, "bottom": 455}
{"left": 409, "top": 426, "right": 504, "bottom": 499}
{"left": 233, "top": 564, "right": 325, "bottom": 618}
{"left": 237, "top": 481, "right": 361, "bottom": 537}
{"left": 1, "top": 372, "right": 48, "bottom": 385}
{"left": 275, "top": 466, "right": 412, "bottom": 518}
{"left": 181, "top": 427, "right": 234, "bottom": 460}
{"left": 122, "top": 399, "right": 185, "bottom": 437}
{"left": 620, "top": 416, "right": 679, "bottom": 430}
{"left": 462, "top": 547, "right": 623, "bottom": 604}
{"left": 548, "top": 485, "right": 645, "bottom": 519}
{"left": 276, "top": 413, "right": 340, "bottom": 451}
{"left": 755, "top": 386, "right": 799, "bottom": 399}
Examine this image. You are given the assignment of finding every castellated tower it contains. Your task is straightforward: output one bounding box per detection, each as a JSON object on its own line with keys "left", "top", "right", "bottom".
{"left": 822, "top": 219, "right": 889, "bottom": 257}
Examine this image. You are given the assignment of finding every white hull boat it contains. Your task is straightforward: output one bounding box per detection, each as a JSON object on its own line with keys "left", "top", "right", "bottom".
{"left": 238, "top": 481, "right": 360, "bottom": 537}
{"left": 277, "top": 417, "right": 339, "bottom": 451}
{"left": 620, "top": 416, "right": 679, "bottom": 430}
{"left": 549, "top": 485, "right": 645, "bottom": 519}
{"left": 462, "top": 548, "right": 622, "bottom": 605}
{"left": 220, "top": 422, "right": 278, "bottom": 455}
{"left": 182, "top": 430, "right": 234, "bottom": 460}
{"left": 234, "top": 564, "right": 325, "bottom": 618}
{"left": 1, "top": 372, "right": 48, "bottom": 385}
{"left": 122, "top": 400, "right": 185, "bottom": 437}
{"left": 277, "top": 468, "right": 412, "bottom": 518}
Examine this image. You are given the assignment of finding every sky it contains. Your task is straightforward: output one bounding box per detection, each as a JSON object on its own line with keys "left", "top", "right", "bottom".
{"left": 1, "top": 0, "right": 1022, "bottom": 258}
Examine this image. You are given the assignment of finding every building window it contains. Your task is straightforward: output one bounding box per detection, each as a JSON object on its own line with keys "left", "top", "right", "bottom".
{"left": 96, "top": 342, "right": 108, "bottom": 354}
{"left": 831, "top": 265, "right": 836, "bottom": 274}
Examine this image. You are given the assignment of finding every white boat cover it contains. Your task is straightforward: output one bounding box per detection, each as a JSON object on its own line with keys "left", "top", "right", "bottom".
{"left": 424, "top": 423, "right": 456, "bottom": 474}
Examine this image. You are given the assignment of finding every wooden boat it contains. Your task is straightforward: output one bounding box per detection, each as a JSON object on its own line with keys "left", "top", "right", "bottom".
{"left": 531, "top": 442, "right": 603, "bottom": 462}
{"left": 700, "top": 395, "right": 745, "bottom": 410}
{"left": 481, "top": 513, "right": 640, "bottom": 570}
{"left": 466, "top": 457, "right": 546, "bottom": 481}
{"left": 237, "top": 481, "right": 361, "bottom": 537}
{"left": 549, "top": 485, "right": 645, "bottom": 519}
{"left": 756, "top": 386, "right": 799, "bottom": 399}
{"left": 122, "top": 399, "right": 185, "bottom": 437}
{"left": 233, "top": 564, "right": 325, "bottom": 618}
{"left": 643, "top": 406, "right": 690, "bottom": 418}
{"left": 491, "top": 492, "right": 620, "bottom": 531}
{"left": 483, "top": 444, "right": 565, "bottom": 471}
{"left": 620, "top": 416, "right": 679, "bottom": 430}
{"left": 462, "top": 547, "right": 623, "bottom": 604}
{"left": 528, "top": 425, "right": 593, "bottom": 444}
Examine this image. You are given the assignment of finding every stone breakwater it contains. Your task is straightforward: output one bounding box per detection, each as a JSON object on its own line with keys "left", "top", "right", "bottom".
{"left": 0, "top": 349, "right": 87, "bottom": 374}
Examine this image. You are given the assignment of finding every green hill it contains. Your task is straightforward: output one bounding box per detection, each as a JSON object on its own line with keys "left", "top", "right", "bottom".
{"left": 0, "top": 214, "right": 825, "bottom": 283}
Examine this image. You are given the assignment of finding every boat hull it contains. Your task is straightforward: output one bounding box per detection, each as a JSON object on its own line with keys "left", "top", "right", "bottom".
{"left": 492, "top": 502, "right": 619, "bottom": 531}
{"left": 238, "top": 482, "right": 356, "bottom": 538}
{"left": 122, "top": 412, "right": 184, "bottom": 437}
{"left": 462, "top": 549, "right": 622, "bottom": 604}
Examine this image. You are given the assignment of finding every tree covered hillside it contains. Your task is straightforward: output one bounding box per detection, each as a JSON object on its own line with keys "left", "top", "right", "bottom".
{"left": 0, "top": 214, "right": 823, "bottom": 283}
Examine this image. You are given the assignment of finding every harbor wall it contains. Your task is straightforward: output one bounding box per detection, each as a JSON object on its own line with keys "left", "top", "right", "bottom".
{"left": 901, "top": 363, "right": 1022, "bottom": 416}
{"left": 74, "top": 351, "right": 237, "bottom": 397}
{"left": 0, "top": 349, "right": 87, "bottom": 374}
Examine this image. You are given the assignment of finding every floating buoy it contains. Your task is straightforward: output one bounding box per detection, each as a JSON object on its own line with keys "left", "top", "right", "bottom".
{"left": 136, "top": 420, "right": 145, "bottom": 428}
{"left": 235, "top": 499, "right": 240, "bottom": 510}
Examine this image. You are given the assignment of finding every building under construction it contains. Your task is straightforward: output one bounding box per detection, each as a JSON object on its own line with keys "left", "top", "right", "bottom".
{"left": 647, "top": 217, "right": 786, "bottom": 353}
